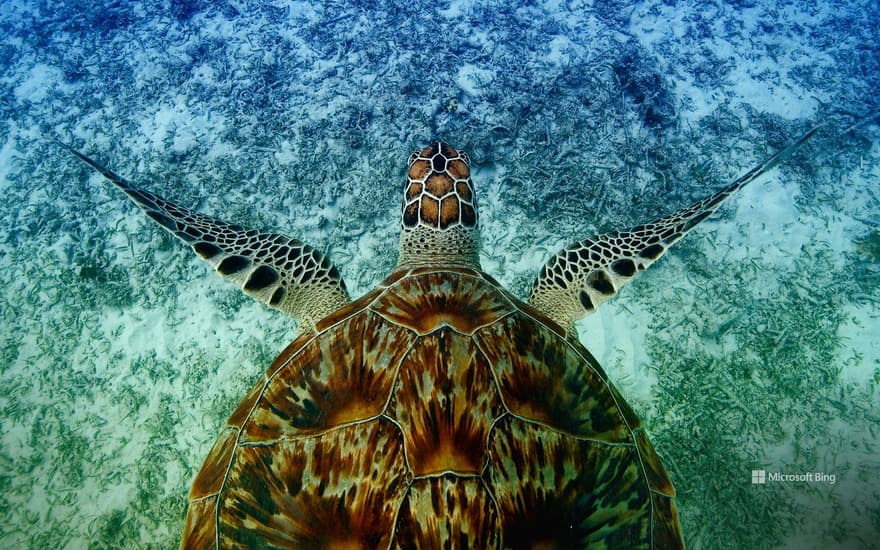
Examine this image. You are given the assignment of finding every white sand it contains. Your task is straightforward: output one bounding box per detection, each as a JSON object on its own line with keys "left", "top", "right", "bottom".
{"left": 0, "top": 0, "right": 876, "bottom": 548}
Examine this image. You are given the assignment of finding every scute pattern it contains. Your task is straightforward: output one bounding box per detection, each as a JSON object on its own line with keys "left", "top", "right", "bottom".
{"left": 183, "top": 270, "right": 681, "bottom": 549}
{"left": 651, "top": 493, "right": 685, "bottom": 547}
{"left": 221, "top": 420, "right": 409, "bottom": 548}
{"left": 182, "top": 498, "right": 217, "bottom": 549}
{"left": 190, "top": 427, "right": 238, "bottom": 500}
{"left": 243, "top": 311, "right": 416, "bottom": 442}
{"left": 484, "top": 418, "right": 650, "bottom": 549}
{"left": 475, "top": 312, "right": 632, "bottom": 442}
{"left": 387, "top": 328, "right": 503, "bottom": 476}
{"left": 370, "top": 270, "right": 513, "bottom": 335}
{"left": 633, "top": 429, "right": 675, "bottom": 496}
{"left": 393, "top": 477, "right": 500, "bottom": 549}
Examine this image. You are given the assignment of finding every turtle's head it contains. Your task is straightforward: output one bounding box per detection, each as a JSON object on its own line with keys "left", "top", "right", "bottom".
{"left": 397, "top": 142, "right": 480, "bottom": 269}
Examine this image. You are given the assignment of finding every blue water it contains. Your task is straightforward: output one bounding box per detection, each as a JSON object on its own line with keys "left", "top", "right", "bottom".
{"left": 0, "top": 0, "right": 878, "bottom": 548}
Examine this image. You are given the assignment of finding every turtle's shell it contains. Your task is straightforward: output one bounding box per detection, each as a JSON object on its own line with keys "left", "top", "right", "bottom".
{"left": 181, "top": 267, "right": 682, "bottom": 548}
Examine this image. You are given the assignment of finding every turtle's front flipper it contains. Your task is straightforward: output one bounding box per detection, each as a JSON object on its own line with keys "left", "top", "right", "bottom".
{"left": 529, "top": 126, "right": 818, "bottom": 333}
{"left": 57, "top": 141, "right": 350, "bottom": 330}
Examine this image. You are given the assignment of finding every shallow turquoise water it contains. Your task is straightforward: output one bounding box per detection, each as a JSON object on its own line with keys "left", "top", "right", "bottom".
{"left": 0, "top": 0, "right": 878, "bottom": 548}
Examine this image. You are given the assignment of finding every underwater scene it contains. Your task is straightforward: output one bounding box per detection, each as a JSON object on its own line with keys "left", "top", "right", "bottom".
{"left": 0, "top": 0, "right": 878, "bottom": 548}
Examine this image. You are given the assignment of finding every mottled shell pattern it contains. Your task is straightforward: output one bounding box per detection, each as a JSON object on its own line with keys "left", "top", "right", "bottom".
{"left": 181, "top": 144, "right": 681, "bottom": 549}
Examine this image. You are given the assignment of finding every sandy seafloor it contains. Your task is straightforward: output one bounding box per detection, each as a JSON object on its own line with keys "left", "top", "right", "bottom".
{"left": 0, "top": 0, "right": 878, "bottom": 548}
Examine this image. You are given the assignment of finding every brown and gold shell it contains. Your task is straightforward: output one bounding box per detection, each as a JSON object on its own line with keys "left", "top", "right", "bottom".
{"left": 182, "top": 269, "right": 682, "bottom": 549}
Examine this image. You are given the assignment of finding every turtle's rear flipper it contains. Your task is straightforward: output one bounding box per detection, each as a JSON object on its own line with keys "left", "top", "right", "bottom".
{"left": 529, "top": 126, "right": 818, "bottom": 333}
{"left": 57, "top": 141, "right": 350, "bottom": 331}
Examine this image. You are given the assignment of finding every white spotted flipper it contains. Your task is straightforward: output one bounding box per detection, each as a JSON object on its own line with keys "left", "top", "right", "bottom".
{"left": 56, "top": 141, "right": 350, "bottom": 331}
{"left": 529, "top": 126, "right": 818, "bottom": 333}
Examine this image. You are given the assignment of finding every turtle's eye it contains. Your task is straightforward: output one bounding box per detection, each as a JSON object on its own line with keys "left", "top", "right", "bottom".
{"left": 408, "top": 151, "right": 420, "bottom": 167}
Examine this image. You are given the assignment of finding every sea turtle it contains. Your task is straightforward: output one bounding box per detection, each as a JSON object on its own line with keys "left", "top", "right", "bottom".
{"left": 59, "top": 128, "right": 814, "bottom": 549}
